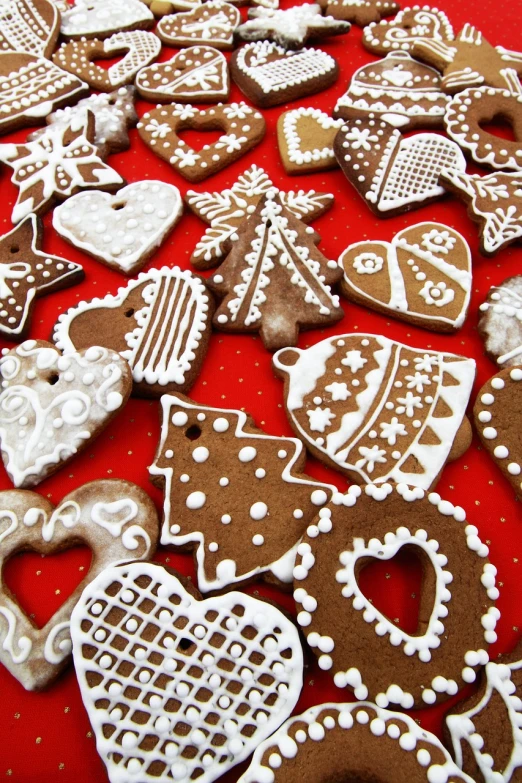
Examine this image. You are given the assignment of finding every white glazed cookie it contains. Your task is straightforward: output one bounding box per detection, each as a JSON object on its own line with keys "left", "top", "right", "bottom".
{"left": 479, "top": 276, "right": 522, "bottom": 367}
{"left": 0, "top": 480, "right": 158, "bottom": 691}
{"left": 277, "top": 107, "right": 343, "bottom": 174}
{"left": 234, "top": 3, "right": 350, "bottom": 50}
{"left": 60, "top": 0, "right": 154, "bottom": 39}
{"left": 136, "top": 47, "right": 229, "bottom": 103}
{"left": 273, "top": 333, "right": 475, "bottom": 490}
{"left": 53, "top": 181, "right": 183, "bottom": 275}
{"left": 0, "top": 0, "right": 60, "bottom": 58}
{"left": 149, "top": 394, "right": 335, "bottom": 592}
{"left": 292, "top": 485, "right": 499, "bottom": 708}
{"left": 71, "top": 561, "right": 304, "bottom": 783}
{"left": 53, "top": 266, "right": 213, "bottom": 398}
{"left": 157, "top": 1, "right": 241, "bottom": 50}
{"left": 0, "top": 341, "right": 133, "bottom": 488}
{"left": 240, "top": 703, "right": 474, "bottom": 782}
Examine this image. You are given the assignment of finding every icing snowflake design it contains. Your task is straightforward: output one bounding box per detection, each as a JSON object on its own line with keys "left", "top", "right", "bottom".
{"left": 405, "top": 371, "right": 431, "bottom": 392}
{"left": 341, "top": 349, "right": 367, "bottom": 372}
{"left": 144, "top": 120, "right": 172, "bottom": 139}
{"left": 353, "top": 252, "right": 383, "bottom": 275}
{"left": 325, "top": 382, "right": 350, "bottom": 401}
{"left": 414, "top": 354, "right": 439, "bottom": 373}
{"left": 343, "top": 126, "right": 378, "bottom": 150}
{"left": 307, "top": 406, "right": 336, "bottom": 433}
{"left": 215, "top": 134, "right": 244, "bottom": 153}
{"left": 235, "top": 4, "right": 350, "bottom": 49}
{"left": 422, "top": 228, "right": 456, "bottom": 255}
{"left": 172, "top": 146, "right": 201, "bottom": 168}
{"left": 222, "top": 104, "right": 252, "bottom": 120}
{"left": 419, "top": 280, "right": 455, "bottom": 308}
{"left": 356, "top": 445, "right": 387, "bottom": 472}
{"left": 379, "top": 418, "right": 407, "bottom": 445}
{"left": 395, "top": 391, "right": 423, "bottom": 417}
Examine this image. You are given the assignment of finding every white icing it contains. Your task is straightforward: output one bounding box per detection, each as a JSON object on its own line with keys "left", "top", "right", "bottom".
{"left": 136, "top": 46, "right": 229, "bottom": 101}
{"left": 236, "top": 4, "right": 349, "bottom": 49}
{"left": 235, "top": 41, "right": 337, "bottom": 96}
{"left": 0, "top": 606, "right": 32, "bottom": 664}
{"left": 0, "top": 0, "right": 59, "bottom": 57}
{"left": 281, "top": 107, "right": 343, "bottom": 169}
{"left": 157, "top": 2, "right": 240, "bottom": 48}
{"left": 60, "top": 0, "right": 154, "bottom": 37}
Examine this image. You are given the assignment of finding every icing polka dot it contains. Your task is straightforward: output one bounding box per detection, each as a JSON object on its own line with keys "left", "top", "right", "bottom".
{"left": 250, "top": 502, "right": 268, "bottom": 520}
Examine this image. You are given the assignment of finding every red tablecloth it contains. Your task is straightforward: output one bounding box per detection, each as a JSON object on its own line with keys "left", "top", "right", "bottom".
{"left": 1, "top": 0, "right": 522, "bottom": 780}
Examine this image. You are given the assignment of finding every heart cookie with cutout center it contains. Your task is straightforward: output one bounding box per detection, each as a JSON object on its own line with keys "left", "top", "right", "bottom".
{"left": 136, "top": 46, "right": 229, "bottom": 103}
{"left": 338, "top": 223, "right": 472, "bottom": 333}
{"left": 277, "top": 107, "right": 343, "bottom": 174}
{"left": 138, "top": 102, "right": 266, "bottom": 183}
{"left": 71, "top": 561, "right": 303, "bottom": 783}
{"left": 157, "top": 1, "right": 241, "bottom": 49}
{"left": 0, "top": 340, "right": 132, "bottom": 487}
{"left": 0, "top": 480, "right": 158, "bottom": 691}
{"left": 53, "top": 181, "right": 183, "bottom": 275}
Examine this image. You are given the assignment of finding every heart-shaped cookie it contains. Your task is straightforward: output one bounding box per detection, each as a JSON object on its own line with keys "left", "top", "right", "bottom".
{"left": 363, "top": 5, "right": 454, "bottom": 56}
{"left": 0, "top": 341, "right": 132, "bottom": 488}
{"left": 231, "top": 40, "right": 339, "bottom": 108}
{"left": 138, "top": 102, "right": 266, "bottom": 183}
{"left": 71, "top": 561, "right": 303, "bottom": 783}
{"left": 53, "top": 181, "right": 183, "bottom": 275}
{"left": 157, "top": 1, "right": 241, "bottom": 49}
{"left": 277, "top": 107, "right": 343, "bottom": 174}
{"left": 53, "top": 267, "right": 213, "bottom": 398}
{"left": 338, "top": 223, "right": 472, "bottom": 333}
{"left": 334, "top": 116, "right": 467, "bottom": 217}
{"left": 0, "top": 0, "right": 60, "bottom": 59}
{"left": 136, "top": 47, "right": 229, "bottom": 103}
{"left": 53, "top": 31, "right": 161, "bottom": 92}
{"left": 60, "top": 0, "right": 155, "bottom": 40}
{"left": 0, "top": 480, "right": 158, "bottom": 691}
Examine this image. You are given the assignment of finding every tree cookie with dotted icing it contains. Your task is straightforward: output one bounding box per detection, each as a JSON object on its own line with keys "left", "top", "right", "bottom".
{"left": 333, "top": 51, "right": 450, "bottom": 130}
{"left": 138, "top": 102, "right": 266, "bottom": 183}
{"left": 53, "top": 266, "right": 213, "bottom": 398}
{"left": 60, "top": 0, "right": 154, "bottom": 40}
{"left": 273, "top": 334, "right": 475, "bottom": 490}
{"left": 333, "top": 116, "right": 467, "bottom": 217}
{"left": 474, "top": 366, "right": 522, "bottom": 500}
{"left": 53, "top": 181, "right": 183, "bottom": 275}
{"left": 207, "top": 191, "right": 344, "bottom": 352}
{"left": 149, "top": 394, "right": 335, "bottom": 593}
{"left": 234, "top": 4, "right": 350, "bottom": 50}
{"left": 136, "top": 47, "right": 230, "bottom": 104}
{"left": 479, "top": 277, "right": 522, "bottom": 368}
{"left": 292, "top": 484, "right": 499, "bottom": 709}
{"left": 0, "top": 480, "right": 158, "bottom": 691}
{"left": 71, "top": 560, "right": 303, "bottom": 783}
{"left": 445, "top": 640, "right": 522, "bottom": 783}
{"left": 240, "top": 702, "right": 475, "bottom": 782}
{"left": 156, "top": 1, "right": 241, "bottom": 50}
{"left": 318, "top": 0, "right": 399, "bottom": 27}
{"left": 0, "top": 341, "right": 132, "bottom": 488}
{"left": 0, "top": 214, "right": 84, "bottom": 341}
{"left": 277, "top": 107, "right": 343, "bottom": 174}
{"left": 338, "top": 223, "right": 472, "bottom": 333}
{"left": 0, "top": 0, "right": 60, "bottom": 59}
{"left": 362, "top": 5, "right": 454, "bottom": 57}
{"left": 230, "top": 41, "right": 339, "bottom": 108}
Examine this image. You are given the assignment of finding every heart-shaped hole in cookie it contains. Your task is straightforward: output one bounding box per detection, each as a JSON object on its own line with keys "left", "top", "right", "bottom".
{"left": 479, "top": 116, "right": 517, "bottom": 142}
{"left": 357, "top": 548, "right": 423, "bottom": 635}
{"left": 176, "top": 127, "right": 227, "bottom": 151}
{"left": 3, "top": 546, "right": 92, "bottom": 628}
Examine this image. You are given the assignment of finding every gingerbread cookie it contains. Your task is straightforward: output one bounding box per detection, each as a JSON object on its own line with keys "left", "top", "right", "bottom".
{"left": 318, "top": 0, "right": 399, "bottom": 26}
{"left": 0, "top": 341, "right": 132, "bottom": 488}
{"left": 479, "top": 277, "right": 522, "bottom": 368}
{"left": 293, "top": 485, "right": 498, "bottom": 708}
{"left": 445, "top": 641, "right": 522, "bottom": 783}
{"left": 208, "top": 191, "right": 344, "bottom": 351}
{"left": 0, "top": 480, "right": 158, "bottom": 691}
{"left": 474, "top": 366, "right": 522, "bottom": 500}
{"left": 333, "top": 51, "right": 450, "bottom": 129}
{"left": 53, "top": 31, "right": 161, "bottom": 92}
{"left": 273, "top": 334, "right": 475, "bottom": 490}
{"left": 0, "top": 215, "right": 84, "bottom": 341}
{"left": 60, "top": 0, "right": 154, "bottom": 40}
{"left": 0, "top": 0, "right": 59, "bottom": 59}
{"left": 0, "top": 52, "right": 88, "bottom": 135}
{"left": 241, "top": 703, "right": 474, "bottom": 782}
{"left": 439, "top": 170, "right": 522, "bottom": 257}
{"left": 338, "top": 223, "right": 472, "bottom": 333}
{"left": 136, "top": 47, "right": 230, "bottom": 103}
{"left": 277, "top": 108, "right": 343, "bottom": 174}
{"left": 27, "top": 86, "right": 138, "bottom": 160}
{"left": 412, "top": 24, "right": 522, "bottom": 94}
{"left": 231, "top": 41, "right": 339, "bottom": 108}
{"left": 444, "top": 82, "right": 522, "bottom": 172}
{"left": 363, "top": 5, "right": 454, "bottom": 56}
{"left": 53, "top": 266, "right": 213, "bottom": 398}
{"left": 71, "top": 560, "right": 303, "bottom": 783}
{"left": 157, "top": 2, "right": 241, "bottom": 50}
{"left": 186, "top": 164, "right": 334, "bottom": 269}
{"left": 53, "top": 181, "right": 183, "bottom": 275}
{"left": 150, "top": 394, "right": 334, "bottom": 593}
{"left": 234, "top": 4, "right": 350, "bottom": 50}
{"left": 0, "top": 110, "right": 125, "bottom": 224}
{"left": 138, "top": 102, "right": 266, "bottom": 183}
{"left": 334, "top": 116, "right": 467, "bottom": 217}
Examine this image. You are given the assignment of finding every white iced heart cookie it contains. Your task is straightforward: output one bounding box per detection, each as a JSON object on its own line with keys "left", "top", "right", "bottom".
{"left": 53, "top": 181, "right": 183, "bottom": 275}
{"left": 60, "top": 0, "right": 154, "bottom": 39}
{"left": 71, "top": 561, "right": 303, "bottom": 783}
{"left": 0, "top": 341, "right": 132, "bottom": 487}
{"left": 136, "top": 46, "right": 229, "bottom": 103}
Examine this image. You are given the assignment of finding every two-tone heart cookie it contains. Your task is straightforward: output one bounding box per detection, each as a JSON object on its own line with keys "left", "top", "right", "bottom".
{"left": 157, "top": 1, "right": 241, "bottom": 49}
{"left": 0, "top": 480, "right": 158, "bottom": 690}
{"left": 136, "top": 47, "right": 229, "bottom": 103}
{"left": 0, "top": 0, "right": 60, "bottom": 58}
{"left": 277, "top": 107, "right": 343, "bottom": 174}
{"left": 338, "top": 223, "right": 472, "bottom": 332}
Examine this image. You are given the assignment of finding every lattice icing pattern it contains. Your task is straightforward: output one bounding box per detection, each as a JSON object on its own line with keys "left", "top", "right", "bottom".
{"left": 0, "top": 0, "right": 59, "bottom": 58}
{"left": 233, "top": 40, "right": 337, "bottom": 93}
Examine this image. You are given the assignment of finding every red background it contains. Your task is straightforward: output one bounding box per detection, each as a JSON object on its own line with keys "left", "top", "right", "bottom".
{"left": 1, "top": 0, "right": 522, "bottom": 779}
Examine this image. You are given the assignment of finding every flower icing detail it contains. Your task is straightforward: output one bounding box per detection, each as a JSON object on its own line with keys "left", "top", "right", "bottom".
{"left": 353, "top": 252, "right": 384, "bottom": 275}
{"left": 419, "top": 280, "right": 455, "bottom": 308}
{"left": 421, "top": 228, "right": 457, "bottom": 255}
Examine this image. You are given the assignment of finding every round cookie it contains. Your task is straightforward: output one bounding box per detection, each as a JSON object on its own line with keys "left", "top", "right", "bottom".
{"left": 292, "top": 484, "right": 499, "bottom": 709}
{"left": 240, "top": 703, "right": 474, "bottom": 783}
{"left": 479, "top": 276, "right": 522, "bottom": 367}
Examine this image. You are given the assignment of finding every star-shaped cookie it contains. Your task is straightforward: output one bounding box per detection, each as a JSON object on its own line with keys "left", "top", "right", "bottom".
{"left": 185, "top": 164, "right": 334, "bottom": 269}
{"left": 0, "top": 214, "right": 84, "bottom": 340}
{"left": 234, "top": 2, "right": 350, "bottom": 49}
{"left": 0, "top": 110, "right": 125, "bottom": 223}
